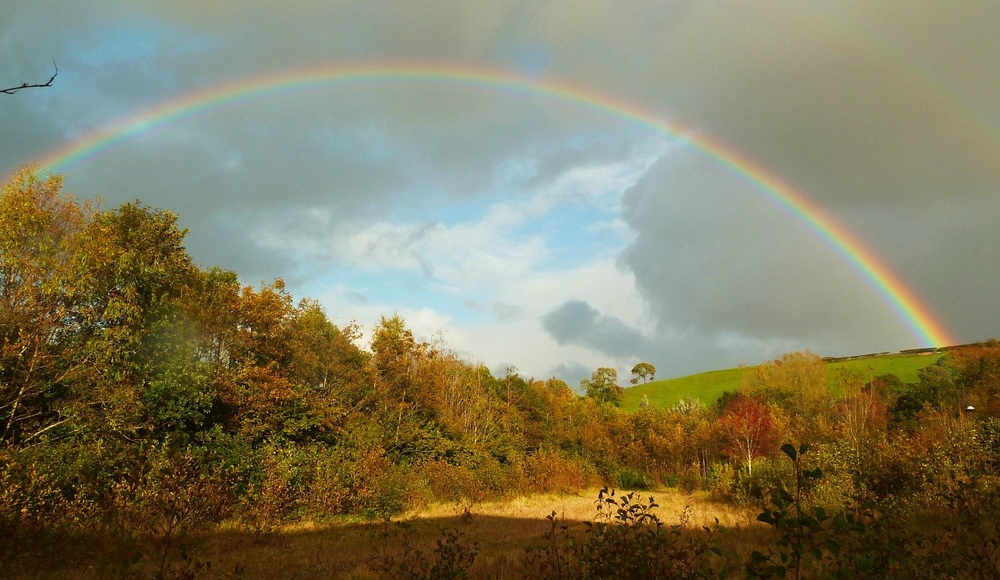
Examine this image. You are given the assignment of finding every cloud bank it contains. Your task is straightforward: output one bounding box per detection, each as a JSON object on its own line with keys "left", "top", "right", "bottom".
{"left": 3, "top": 0, "right": 997, "bottom": 384}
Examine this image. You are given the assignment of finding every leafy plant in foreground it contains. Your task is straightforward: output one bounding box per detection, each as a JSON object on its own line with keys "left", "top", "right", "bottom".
{"left": 523, "top": 487, "right": 728, "bottom": 579}
{"left": 370, "top": 522, "right": 480, "bottom": 580}
{"left": 746, "top": 443, "right": 846, "bottom": 579}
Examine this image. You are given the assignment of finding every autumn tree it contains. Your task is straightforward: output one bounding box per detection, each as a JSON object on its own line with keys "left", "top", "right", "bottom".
{"left": 438, "top": 361, "right": 501, "bottom": 445}
{"left": 630, "top": 362, "right": 656, "bottom": 385}
{"left": 719, "top": 393, "right": 777, "bottom": 475}
{"left": 368, "top": 315, "right": 431, "bottom": 446}
{"left": 743, "top": 351, "right": 830, "bottom": 430}
{"left": 0, "top": 169, "right": 88, "bottom": 443}
{"left": 951, "top": 341, "right": 1000, "bottom": 417}
{"left": 73, "top": 200, "right": 197, "bottom": 436}
{"left": 582, "top": 367, "right": 623, "bottom": 407}
{"left": 834, "top": 370, "right": 887, "bottom": 465}
{"left": 892, "top": 363, "right": 958, "bottom": 422}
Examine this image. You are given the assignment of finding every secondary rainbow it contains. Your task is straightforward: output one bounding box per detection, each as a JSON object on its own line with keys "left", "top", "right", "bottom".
{"left": 33, "top": 62, "right": 954, "bottom": 347}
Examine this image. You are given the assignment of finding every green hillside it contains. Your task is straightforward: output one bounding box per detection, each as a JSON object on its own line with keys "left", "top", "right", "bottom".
{"left": 620, "top": 352, "right": 943, "bottom": 411}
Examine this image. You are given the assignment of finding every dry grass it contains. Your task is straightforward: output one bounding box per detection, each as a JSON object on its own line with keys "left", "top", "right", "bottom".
{"left": 6, "top": 489, "right": 768, "bottom": 579}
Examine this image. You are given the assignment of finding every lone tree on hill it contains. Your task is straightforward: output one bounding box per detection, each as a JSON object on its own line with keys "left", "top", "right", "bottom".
{"left": 2, "top": 62, "right": 57, "bottom": 95}
{"left": 630, "top": 362, "right": 656, "bottom": 385}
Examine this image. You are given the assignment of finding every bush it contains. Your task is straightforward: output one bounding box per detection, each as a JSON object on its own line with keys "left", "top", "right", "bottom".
{"left": 678, "top": 462, "right": 703, "bottom": 493}
{"left": 706, "top": 462, "right": 736, "bottom": 499}
{"left": 524, "top": 450, "right": 592, "bottom": 494}
{"left": 423, "top": 460, "right": 476, "bottom": 502}
{"left": 0, "top": 439, "right": 130, "bottom": 536}
{"left": 617, "top": 468, "right": 652, "bottom": 490}
{"left": 736, "top": 456, "right": 795, "bottom": 507}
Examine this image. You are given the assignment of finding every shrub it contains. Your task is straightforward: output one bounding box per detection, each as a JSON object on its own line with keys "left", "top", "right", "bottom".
{"left": 235, "top": 444, "right": 297, "bottom": 534}
{"left": 524, "top": 450, "right": 592, "bottom": 493}
{"left": 736, "top": 455, "right": 796, "bottom": 507}
{"left": 617, "top": 467, "right": 652, "bottom": 490}
{"left": 423, "top": 460, "right": 476, "bottom": 502}
{"left": 678, "top": 462, "right": 703, "bottom": 493}
{"left": 706, "top": 462, "right": 736, "bottom": 499}
{"left": 108, "top": 445, "right": 231, "bottom": 578}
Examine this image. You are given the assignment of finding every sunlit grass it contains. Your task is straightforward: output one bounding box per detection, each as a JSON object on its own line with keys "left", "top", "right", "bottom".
{"left": 621, "top": 352, "right": 941, "bottom": 411}
{"left": 10, "top": 489, "right": 761, "bottom": 579}
{"left": 202, "top": 489, "right": 760, "bottom": 579}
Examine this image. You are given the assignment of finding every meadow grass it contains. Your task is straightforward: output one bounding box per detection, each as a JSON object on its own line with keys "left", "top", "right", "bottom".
{"left": 8, "top": 489, "right": 762, "bottom": 579}
{"left": 621, "top": 352, "right": 942, "bottom": 411}
{"left": 621, "top": 367, "right": 747, "bottom": 412}
{"left": 826, "top": 352, "right": 940, "bottom": 385}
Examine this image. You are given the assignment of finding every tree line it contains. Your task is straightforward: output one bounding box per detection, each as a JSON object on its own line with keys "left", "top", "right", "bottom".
{"left": 2, "top": 168, "right": 999, "bottom": 576}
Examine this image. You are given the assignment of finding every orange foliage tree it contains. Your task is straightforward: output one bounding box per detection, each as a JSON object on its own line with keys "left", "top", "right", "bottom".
{"left": 719, "top": 394, "right": 777, "bottom": 476}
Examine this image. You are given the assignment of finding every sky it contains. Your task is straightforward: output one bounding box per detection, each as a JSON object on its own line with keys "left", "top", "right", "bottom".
{"left": 2, "top": 0, "right": 999, "bottom": 387}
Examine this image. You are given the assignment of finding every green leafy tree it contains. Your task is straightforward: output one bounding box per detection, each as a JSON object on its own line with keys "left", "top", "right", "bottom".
{"left": 892, "top": 364, "right": 958, "bottom": 422}
{"left": 368, "top": 315, "right": 428, "bottom": 446}
{"left": 582, "top": 367, "right": 623, "bottom": 407}
{"left": 630, "top": 362, "right": 656, "bottom": 385}
{"left": 72, "top": 200, "right": 196, "bottom": 437}
{"left": 743, "top": 351, "right": 830, "bottom": 429}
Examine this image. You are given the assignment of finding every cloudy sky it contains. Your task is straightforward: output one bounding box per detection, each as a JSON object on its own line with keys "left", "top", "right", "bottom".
{"left": 3, "top": 1, "right": 998, "bottom": 386}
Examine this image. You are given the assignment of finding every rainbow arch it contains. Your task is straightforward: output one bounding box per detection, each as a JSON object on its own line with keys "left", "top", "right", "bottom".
{"left": 32, "top": 62, "right": 954, "bottom": 347}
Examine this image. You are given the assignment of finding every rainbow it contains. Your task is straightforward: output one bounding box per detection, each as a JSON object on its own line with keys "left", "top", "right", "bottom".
{"left": 32, "top": 62, "right": 954, "bottom": 347}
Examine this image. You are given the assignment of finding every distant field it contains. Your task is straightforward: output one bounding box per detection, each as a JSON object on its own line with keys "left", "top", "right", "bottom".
{"left": 620, "top": 352, "right": 943, "bottom": 411}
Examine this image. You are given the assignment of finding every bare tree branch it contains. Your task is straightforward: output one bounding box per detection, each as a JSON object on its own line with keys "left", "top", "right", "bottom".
{"left": 1, "top": 61, "right": 57, "bottom": 95}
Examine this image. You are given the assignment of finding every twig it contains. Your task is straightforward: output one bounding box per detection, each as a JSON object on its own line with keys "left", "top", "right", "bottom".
{"left": 1, "top": 61, "right": 58, "bottom": 95}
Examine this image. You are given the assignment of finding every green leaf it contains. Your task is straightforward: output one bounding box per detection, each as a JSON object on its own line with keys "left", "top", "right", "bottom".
{"left": 781, "top": 443, "right": 797, "bottom": 461}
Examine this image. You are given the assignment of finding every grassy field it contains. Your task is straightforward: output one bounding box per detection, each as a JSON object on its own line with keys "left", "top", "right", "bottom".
{"left": 8, "top": 490, "right": 761, "bottom": 579}
{"left": 621, "top": 367, "right": 747, "bottom": 412}
{"left": 620, "top": 351, "right": 943, "bottom": 411}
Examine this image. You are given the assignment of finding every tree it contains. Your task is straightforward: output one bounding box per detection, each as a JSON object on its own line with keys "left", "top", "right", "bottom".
{"left": 719, "top": 393, "right": 777, "bottom": 476}
{"left": 2, "top": 62, "right": 57, "bottom": 95}
{"left": 743, "top": 351, "right": 829, "bottom": 420}
{"left": 581, "top": 367, "right": 623, "bottom": 407}
{"left": 630, "top": 362, "right": 656, "bottom": 385}
{"left": 0, "top": 169, "right": 88, "bottom": 443}
{"left": 834, "top": 370, "right": 887, "bottom": 465}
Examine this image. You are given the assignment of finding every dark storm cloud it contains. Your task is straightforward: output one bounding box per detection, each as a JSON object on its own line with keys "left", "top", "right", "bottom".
{"left": 539, "top": 298, "right": 797, "bottom": 385}
{"left": 618, "top": 152, "right": 909, "bottom": 354}
{"left": 548, "top": 361, "right": 592, "bottom": 391}
{"left": 844, "top": 197, "right": 1000, "bottom": 345}
{"left": 542, "top": 299, "right": 648, "bottom": 358}
{"left": 642, "top": 0, "right": 1000, "bottom": 207}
